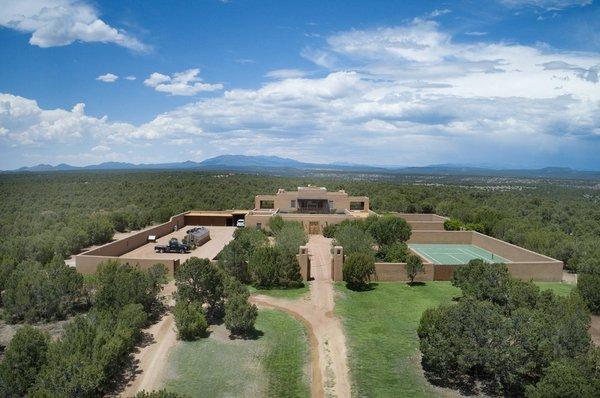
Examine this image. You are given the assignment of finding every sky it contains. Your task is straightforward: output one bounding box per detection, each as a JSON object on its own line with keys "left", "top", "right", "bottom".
{"left": 0, "top": 0, "right": 599, "bottom": 170}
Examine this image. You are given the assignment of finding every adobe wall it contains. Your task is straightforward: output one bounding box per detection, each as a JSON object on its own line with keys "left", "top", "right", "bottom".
{"left": 471, "top": 232, "right": 556, "bottom": 262}
{"left": 506, "top": 262, "right": 563, "bottom": 282}
{"left": 408, "top": 231, "right": 473, "bottom": 244}
{"left": 297, "top": 246, "right": 310, "bottom": 281}
{"left": 374, "top": 262, "right": 434, "bottom": 282}
{"left": 83, "top": 212, "right": 187, "bottom": 257}
{"left": 393, "top": 213, "right": 447, "bottom": 222}
{"left": 409, "top": 221, "right": 446, "bottom": 231}
{"left": 75, "top": 255, "right": 179, "bottom": 276}
{"left": 331, "top": 246, "right": 344, "bottom": 282}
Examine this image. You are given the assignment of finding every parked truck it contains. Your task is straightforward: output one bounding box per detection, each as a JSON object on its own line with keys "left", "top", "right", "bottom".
{"left": 154, "top": 238, "right": 189, "bottom": 253}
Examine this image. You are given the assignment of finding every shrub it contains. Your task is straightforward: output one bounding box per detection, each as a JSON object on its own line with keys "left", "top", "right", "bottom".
{"left": 577, "top": 255, "right": 600, "bottom": 314}
{"left": 224, "top": 293, "right": 258, "bottom": 336}
{"left": 94, "top": 261, "right": 161, "bottom": 313}
{"left": 405, "top": 254, "right": 424, "bottom": 284}
{"left": 175, "top": 257, "right": 225, "bottom": 321}
{"left": 444, "top": 218, "right": 463, "bottom": 231}
{"left": 343, "top": 252, "right": 375, "bottom": 290}
{"left": 274, "top": 221, "right": 308, "bottom": 258}
{"left": 173, "top": 300, "right": 208, "bottom": 340}
{"left": 0, "top": 326, "right": 49, "bottom": 396}
{"left": 419, "top": 273, "right": 592, "bottom": 395}
{"left": 32, "top": 304, "right": 148, "bottom": 396}
{"left": 333, "top": 224, "right": 375, "bottom": 256}
{"left": 218, "top": 240, "right": 249, "bottom": 282}
{"left": 376, "top": 242, "right": 409, "bottom": 263}
{"left": 367, "top": 215, "right": 412, "bottom": 246}
{"left": 452, "top": 259, "right": 511, "bottom": 306}
{"left": 248, "top": 246, "right": 281, "bottom": 288}
{"left": 233, "top": 228, "right": 268, "bottom": 254}
{"left": 268, "top": 215, "right": 285, "bottom": 234}
{"left": 465, "top": 223, "right": 486, "bottom": 233}
{"left": 526, "top": 356, "right": 599, "bottom": 398}
{"left": 322, "top": 224, "right": 337, "bottom": 238}
{"left": 3, "top": 257, "right": 83, "bottom": 323}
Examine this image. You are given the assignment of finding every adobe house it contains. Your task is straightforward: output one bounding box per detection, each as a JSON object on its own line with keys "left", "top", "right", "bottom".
{"left": 244, "top": 186, "right": 372, "bottom": 234}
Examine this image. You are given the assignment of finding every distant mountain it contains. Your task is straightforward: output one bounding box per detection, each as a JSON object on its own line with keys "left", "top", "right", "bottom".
{"left": 6, "top": 155, "right": 600, "bottom": 180}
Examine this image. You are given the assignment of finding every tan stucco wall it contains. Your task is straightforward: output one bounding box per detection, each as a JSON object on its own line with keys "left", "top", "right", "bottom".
{"left": 297, "top": 246, "right": 310, "bottom": 281}
{"left": 75, "top": 255, "right": 179, "bottom": 276}
{"left": 331, "top": 246, "right": 344, "bottom": 281}
{"left": 374, "top": 262, "right": 434, "bottom": 282}
{"left": 254, "top": 188, "right": 369, "bottom": 213}
{"left": 245, "top": 212, "right": 354, "bottom": 234}
{"left": 408, "top": 231, "right": 473, "bottom": 244}
{"left": 82, "top": 212, "right": 186, "bottom": 257}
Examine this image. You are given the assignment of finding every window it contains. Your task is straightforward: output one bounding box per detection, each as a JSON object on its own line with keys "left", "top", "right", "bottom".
{"left": 291, "top": 200, "right": 296, "bottom": 208}
{"left": 260, "top": 200, "right": 274, "bottom": 209}
{"left": 350, "top": 201, "right": 365, "bottom": 210}
{"left": 256, "top": 223, "right": 262, "bottom": 229}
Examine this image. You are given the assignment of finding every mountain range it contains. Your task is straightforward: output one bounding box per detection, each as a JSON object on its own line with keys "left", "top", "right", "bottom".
{"left": 5, "top": 155, "right": 600, "bottom": 180}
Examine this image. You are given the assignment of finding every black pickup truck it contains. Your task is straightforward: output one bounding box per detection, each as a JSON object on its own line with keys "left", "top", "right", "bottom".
{"left": 154, "top": 238, "right": 189, "bottom": 253}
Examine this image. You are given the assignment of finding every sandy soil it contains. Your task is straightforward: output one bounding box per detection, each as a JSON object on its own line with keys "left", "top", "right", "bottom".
{"left": 120, "top": 226, "right": 235, "bottom": 262}
{"left": 120, "top": 282, "right": 178, "bottom": 397}
{"left": 251, "top": 235, "right": 351, "bottom": 398}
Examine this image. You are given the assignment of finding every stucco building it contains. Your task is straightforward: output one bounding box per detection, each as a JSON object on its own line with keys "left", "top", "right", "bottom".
{"left": 245, "top": 186, "right": 372, "bottom": 234}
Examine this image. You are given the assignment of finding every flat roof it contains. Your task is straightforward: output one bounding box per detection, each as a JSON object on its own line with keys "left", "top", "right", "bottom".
{"left": 186, "top": 210, "right": 249, "bottom": 217}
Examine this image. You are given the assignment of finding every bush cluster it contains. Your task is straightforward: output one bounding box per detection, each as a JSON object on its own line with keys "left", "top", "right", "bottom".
{"left": 418, "top": 260, "right": 594, "bottom": 396}
{"left": 0, "top": 261, "right": 168, "bottom": 396}
{"left": 175, "top": 257, "right": 257, "bottom": 339}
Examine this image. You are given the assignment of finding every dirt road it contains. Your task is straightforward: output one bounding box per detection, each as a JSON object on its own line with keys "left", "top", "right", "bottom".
{"left": 251, "top": 235, "right": 351, "bottom": 398}
{"left": 121, "top": 282, "right": 178, "bottom": 397}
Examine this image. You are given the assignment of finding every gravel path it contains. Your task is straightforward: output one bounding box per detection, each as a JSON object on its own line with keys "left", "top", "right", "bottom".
{"left": 251, "top": 235, "right": 351, "bottom": 398}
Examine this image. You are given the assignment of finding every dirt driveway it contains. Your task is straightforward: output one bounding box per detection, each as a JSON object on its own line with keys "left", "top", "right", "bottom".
{"left": 251, "top": 235, "right": 351, "bottom": 398}
{"left": 121, "top": 282, "right": 178, "bottom": 397}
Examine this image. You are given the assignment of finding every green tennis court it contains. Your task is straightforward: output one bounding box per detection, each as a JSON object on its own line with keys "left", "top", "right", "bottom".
{"left": 408, "top": 244, "right": 509, "bottom": 265}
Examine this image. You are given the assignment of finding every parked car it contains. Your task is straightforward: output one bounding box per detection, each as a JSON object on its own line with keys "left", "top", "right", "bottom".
{"left": 236, "top": 219, "right": 245, "bottom": 228}
{"left": 154, "top": 238, "right": 189, "bottom": 253}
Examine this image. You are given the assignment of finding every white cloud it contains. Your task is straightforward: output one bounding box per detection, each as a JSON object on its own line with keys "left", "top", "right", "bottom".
{"left": 0, "top": 0, "right": 148, "bottom": 51}
{"left": 124, "top": 75, "right": 136, "bottom": 81}
{"left": 498, "top": 0, "right": 592, "bottom": 10}
{"left": 143, "top": 69, "right": 223, "bottom": 96}
{"left": 424, "top": 9, "right": 452, "bottom": 19}
{"left": 96, "top": 73, "right": 118, "bottom": 83}
{"left": 2, "top": 19, "right": 600, "bottom": 169}
{"left": 91, "top": 144, "right": 110, "bottom": 152}
{"left": 265, "top": 69, "right": 309, "bottom": 79}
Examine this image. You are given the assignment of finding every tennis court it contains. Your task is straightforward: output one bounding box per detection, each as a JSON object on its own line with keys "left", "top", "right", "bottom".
{"left": 408, "top": 244, "right": 509, "bottom": 265}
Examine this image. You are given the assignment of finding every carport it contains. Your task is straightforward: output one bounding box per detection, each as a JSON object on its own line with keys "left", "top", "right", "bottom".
{"left": 184, "top": 210, "right": 248, "bottom": 227}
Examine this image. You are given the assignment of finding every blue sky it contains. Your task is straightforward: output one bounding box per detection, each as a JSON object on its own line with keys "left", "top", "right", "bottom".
{"left": 1, "top": 0, "right": 599, "bottom": 170}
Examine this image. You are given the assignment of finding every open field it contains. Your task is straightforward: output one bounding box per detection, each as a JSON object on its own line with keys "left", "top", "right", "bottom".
{"left": 120, "top": 225, "right": 235, "bottom": 262}
{"left": 335, "top": 281, "right": 576, "bottom": 397}
{"left": 162, "top": 309, "right": 310, "bottom": 398}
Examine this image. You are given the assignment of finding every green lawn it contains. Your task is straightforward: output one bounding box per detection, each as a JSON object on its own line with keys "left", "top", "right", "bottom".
{"left": 248, "top": 284, "right": 310, "bottom": 300}
{"left": 335, "top": 281, "right": 574, "bottom": 397}
{"left": 535, "top": 281, "right": 575, "bottom": 296}
{"left": 163, "top": 309, "right": 309, "bottom": 398}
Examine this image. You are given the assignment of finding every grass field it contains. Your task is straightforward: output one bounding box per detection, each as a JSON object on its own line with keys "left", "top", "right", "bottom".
{"left": 335, "top": 281, "right": 574, "bottom": 397}
{"left": 163, "top": 309, "right": 309, "bottom": 397}
{"left": 248, "top": 284, "right": 310, "bottom": 300}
